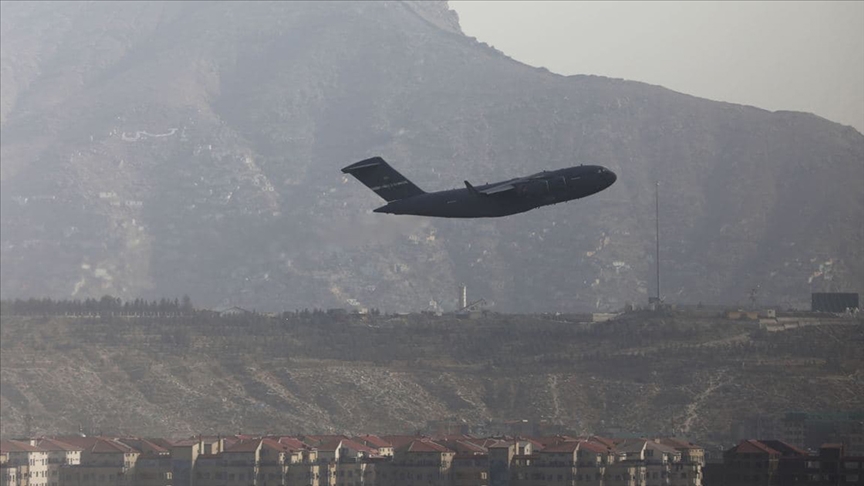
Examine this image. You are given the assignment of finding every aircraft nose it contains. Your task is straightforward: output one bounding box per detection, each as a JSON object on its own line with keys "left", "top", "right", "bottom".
{"left": 606, "top": 169, "right": 617, "bottom": 186}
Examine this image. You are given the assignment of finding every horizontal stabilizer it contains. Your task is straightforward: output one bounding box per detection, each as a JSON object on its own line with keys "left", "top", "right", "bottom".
{"left": 342, "top": 156, "right": 425, "bottom": 202}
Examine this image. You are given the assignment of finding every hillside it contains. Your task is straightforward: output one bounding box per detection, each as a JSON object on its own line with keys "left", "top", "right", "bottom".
{"left": 2, "top": 311, "right": 862, "bottom": 445}
{"left": 1, "top": 1, "right": 862, "bottom": 313}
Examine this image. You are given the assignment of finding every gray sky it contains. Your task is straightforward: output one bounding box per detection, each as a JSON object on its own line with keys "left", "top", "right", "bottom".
{"left": 450, "top": 1, "right": 864, "bottom": 133}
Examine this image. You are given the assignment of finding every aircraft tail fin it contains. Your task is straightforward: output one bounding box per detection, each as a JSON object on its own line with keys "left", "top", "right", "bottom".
{"left": 342, "top": 157, "right": 425, "bottom": 202}
{"left": 464, "top": 180, "right": 480, "bottom": 196}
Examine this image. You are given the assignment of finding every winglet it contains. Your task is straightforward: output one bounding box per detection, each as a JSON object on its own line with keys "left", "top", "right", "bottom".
{"left": 464, "top": 180, "right": 481, "bottom": 196}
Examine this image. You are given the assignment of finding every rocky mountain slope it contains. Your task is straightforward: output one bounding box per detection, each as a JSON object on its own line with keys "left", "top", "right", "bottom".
{"left": 2, "top": 312, "right": 862, "bottom": 444}
{"left": 1, "top": 1, "right": 862, "bottom": 312}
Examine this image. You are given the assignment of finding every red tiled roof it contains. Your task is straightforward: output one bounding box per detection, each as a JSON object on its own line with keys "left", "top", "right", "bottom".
{"left": 531, "top": 436, "right": 577, "bottom": 448}
{"left": 436, "top": 439, "right": 487, "bottom": 454}
{"left": 0, "top": 440, "right": 44, "bottom": 453}
{"left": 518, "top": 437, "right": 546, "bottom": 450}
{"left": 381, "top": 435, "right": 423, "bottom": 448}
{"left": 584, "top": 436, "right": 616, "bottom": 449}
{"left": 260, "top": 438, "right": 292, "bottom": 453}
{"left": 277, "top": 437, "right": 311, "bottom": 450}
{"left": 539, "top": 441, "right": 579, "bottom": 453}
{"left": 431, "top": 434, "right": 475, "bottom": 441}
{"left": 144, "top": 438, "right": 175, "bottom": 449}
{"left": 487, "top": 440, "right": 514, "bottom": 449}
{"left": 171, "top": 439, "right": 199, "bottom": 447}
{"left": 35, "top": 438, "right": 83, "bottom": 452}
{"left": 463, "top": 438, "right": 501, "bottom": 448}
{"left": 353, "top": 435, "right": 392, "bottom": 449}
{"left": 577, "top": 441, "right": 611, "bottom": 454}
{"left": 315, "top": 439, "right": 344, "bottom": 452}
{"left": 301, "top": 435, "right": 348, "bottom": 446}
{"left": 225, "top": 439, "right": 261, "bottom": 453}
{"left": 89, "top": 439, "right": 137, "bottom": 454}
{"left": 644, "top": 441, "right": 681, "bottom": 455}
{"left": 42, "top": 437, "right": 133, "bottom": 454}
{"left": 339, "top": 439, "right": 378, "bottom": 455}
{"left": 657, "top": 438, "right": 703, "bottom": 450}
{"left": 406, "top": 440, "right": 452, "bottom": 454}
{"left": 115, "top": 438, "right": 168, "bottom": 455}
{"left": 731, "top": 440, "right": 781, "bottom": 456}
{"left": 615, "top": 439, "right": 649, "bottom": 454}
{"left": 759, "top": 440, "right": 809, "bottom": 457}
{"left": 48, "top": 436, "right": 99, "bottom": 449}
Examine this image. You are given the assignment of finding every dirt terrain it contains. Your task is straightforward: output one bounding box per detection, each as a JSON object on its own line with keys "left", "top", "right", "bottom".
{"left": 2, "top": 310, "right": 862, "bottom": 446}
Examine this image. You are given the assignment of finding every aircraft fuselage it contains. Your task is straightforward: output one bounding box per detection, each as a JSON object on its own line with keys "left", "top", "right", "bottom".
{"left": 343, "top": 158, "right": 616, "bottom": 219}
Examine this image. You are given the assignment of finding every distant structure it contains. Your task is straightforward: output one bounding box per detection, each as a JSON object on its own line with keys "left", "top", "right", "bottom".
{"left": 812, "top": 292, "right": 859, "bottom": 313}
{"left": 749, "top": 286, "right": 760, "bottom": 310}
{"left": 650, "top": 181, "right": 663, "bottom": 306}
{"left": 214, "top": 306, "right": 251, "bottom": 317}
{"left": 453, "top": 283, "right": 485, "bottom": 317}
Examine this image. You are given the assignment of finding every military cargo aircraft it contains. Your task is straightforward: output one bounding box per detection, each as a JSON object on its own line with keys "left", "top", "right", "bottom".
{"left": 342, "top": 156, "right": 616, "bottom": 218}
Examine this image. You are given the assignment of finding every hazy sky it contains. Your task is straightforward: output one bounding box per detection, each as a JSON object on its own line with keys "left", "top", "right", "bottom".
{"left": 449, "top": 1, "right": 864, "bottom": 134}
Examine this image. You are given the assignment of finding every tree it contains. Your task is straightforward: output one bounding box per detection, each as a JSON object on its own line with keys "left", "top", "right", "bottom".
{"left": 181, "top": 294, "right": 193, "bottom": 313}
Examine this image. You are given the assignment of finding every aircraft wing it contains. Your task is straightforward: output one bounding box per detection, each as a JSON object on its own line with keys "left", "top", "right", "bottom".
{"left": 465, "top": 180, "right": 518, "bottom": 196}
{"left": 479, "top": 183, "right": 516, "bottom": 195}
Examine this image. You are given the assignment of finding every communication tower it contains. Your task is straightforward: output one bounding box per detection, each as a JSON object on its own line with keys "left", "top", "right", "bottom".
{"left": 650, "top": 181, "right": 663, "bottom": 305}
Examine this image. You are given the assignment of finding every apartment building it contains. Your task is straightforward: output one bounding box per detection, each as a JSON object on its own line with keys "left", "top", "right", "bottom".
{"left": 352, "top": 436, "right": 393, "bottom": 458}
{"left": 841, "top": 456, "right": 864, "bottom": 486}
{"left": 657, "top": 439, "right": 704, "bottom": 468}
{"left": 0, "top": 433, "right": 715, "bottom": 486}
{"left": 707, "top": 439, "right": 864, "bottom": 486}
{"left": 0, "top": 440, "right": 49, "bottom": 486}
{"left": 385, "top": 439, "right": 455, "bottom": 486}
{"left": 0, "top": 464, "right": 19, "bottom": 486}
{"left": 114, "top": 439, "right": 171, "bottom": 486}
{"left": 277, "top": 437, "right": 319, "bottom": 486}
{"left": 216, "top": 438, "right": 267, "bottom": 486}
{"left": 34, "top": 438, "right": 82, "bottom": 486}
{"left": 54, "top": 437, "right": 140, "bottom": 486}
{"left": 436, "top": 439, "right": 488, "bottom": 486}
{"left": 781, "top": 411, "right": 864, "bottom": 454}
{"left": 573, "top": 440, "right": 614, "bottom": 486}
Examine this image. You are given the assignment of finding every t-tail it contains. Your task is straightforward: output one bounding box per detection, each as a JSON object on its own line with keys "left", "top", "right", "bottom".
{"left": 341, "top": 156, "right": 425, "bottom": 202}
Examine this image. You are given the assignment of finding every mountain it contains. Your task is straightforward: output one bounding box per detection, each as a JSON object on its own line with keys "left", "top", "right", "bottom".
{"left": 1, "top": 1, "right": 862, "bottom": 312}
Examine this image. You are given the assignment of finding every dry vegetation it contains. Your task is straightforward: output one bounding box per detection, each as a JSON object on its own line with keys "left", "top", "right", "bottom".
{"left": 2, "top": 309, "right": 862, "bottom": 446}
